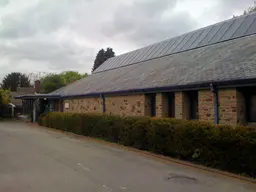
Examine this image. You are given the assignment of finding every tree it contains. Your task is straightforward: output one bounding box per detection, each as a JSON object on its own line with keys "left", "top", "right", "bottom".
{"left": 234, "top": 1, "right": 256, "bottom": 17}
{"left": 92, "top": 48, "right": 115, "bottom": 72}
{"left": 243, "top": 1, "right": 256, "bottom": 15}
{"left": 40, "top": 71, "right": 88, "bottom": 93}
{"left": 1, "top": 72, "right": 30, "bottom": 91}
{"left": 0, "top": 89, "right": 11, "bottom": 105}
{"left": 92, "top": 49, "right": 105, "bottom": 72}
{"left": 104, "top": 48, "right": 115, "bottom": 60}
{"left": 0, "top": 89, "right": 11, "bottom": 117}
{"left": 40, "top": 74, "right": 65, "bottom": 93}
{"left": 60, "top": 71, "right": 88, "bottom": 84}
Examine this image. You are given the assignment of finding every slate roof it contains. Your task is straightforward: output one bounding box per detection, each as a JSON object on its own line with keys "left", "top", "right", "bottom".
{"left": 50, "top": 34, "right": 256, "bottom": 98}
{"left": 94, "top": 12, "right": 256, "bottom": 73}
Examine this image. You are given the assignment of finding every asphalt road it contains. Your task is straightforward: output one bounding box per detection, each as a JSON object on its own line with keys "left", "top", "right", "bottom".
{"left": 0, "top": 121, "right": 255, "bottom": 192}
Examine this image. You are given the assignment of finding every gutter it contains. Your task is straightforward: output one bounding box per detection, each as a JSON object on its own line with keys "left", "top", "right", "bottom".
{"left": 101, "top": 94, "right": 106, "bottom": 113}
{"left": 61, "top": 78, "right": 256, "bottom": 99}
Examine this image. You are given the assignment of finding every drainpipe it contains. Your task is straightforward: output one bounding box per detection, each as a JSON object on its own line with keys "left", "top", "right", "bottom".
{"left": 210, "top": 83, "right": 219, "bottom": 125}
{"left": 32, "top": 99, "right": 36, "bottom": 123}
{"left": 101, "top": 94, "right": 106, "bottom": 113}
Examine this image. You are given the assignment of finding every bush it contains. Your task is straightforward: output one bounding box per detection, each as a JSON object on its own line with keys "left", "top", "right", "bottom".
{"left": 40, "top": 112, "right": 256, "bottom": 177}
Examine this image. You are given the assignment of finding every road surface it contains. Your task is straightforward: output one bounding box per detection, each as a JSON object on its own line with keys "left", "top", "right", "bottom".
{"left": 0, "top": 121, "right": 255, "bottom": 192}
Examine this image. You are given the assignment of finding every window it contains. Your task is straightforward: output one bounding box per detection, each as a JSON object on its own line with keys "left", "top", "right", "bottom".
{"left": 146, "top": 94, "right": 156, "bottom": 116}
{"left": 167, "top": 93, "right": 175, "bottom": 118}
{"left": 244, "top": 88, "right": 256, "bottom": 123}
{"left": 248, "top": 94, "right": 256, "bottom": 122}
{"left": 187, "top": 91, "right": 199, "bottom": 120}
{"left": 237, "top": 87, "right": 256, "bottom": 123}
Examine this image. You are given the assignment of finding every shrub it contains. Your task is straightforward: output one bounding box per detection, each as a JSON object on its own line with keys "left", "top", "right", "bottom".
{"left": 40, "top": 112, "right": 256, "bottom": 177}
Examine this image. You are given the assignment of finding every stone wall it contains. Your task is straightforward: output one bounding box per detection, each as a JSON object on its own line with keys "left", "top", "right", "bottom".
{"left": 64, "top": 98, "right": 102, "bottom": 113}
{"left": 61, "top": 88, "right": 248, "bottom": 125}
{"left": 198, "top": 90, "right": 214, "bottom": 122}
{"left": 156, "top": 93, "right": 168, "bottom": 117}
{"left": 175, "top": 92, "right": 189, "bottom": 120}
{"left": 64, "top": 94, "right": 147, "bottom": 116}
{"left": 175, "top": 92, "right": 182, "bottom": 119}
{"left": 174, "top": 89, "right": 246, "bottom": 125}
{"left": 219, "top": 89, "right": 238, "bottom": 124}
{"left": 105, "top": 94, "right": 146, "bottom": 116}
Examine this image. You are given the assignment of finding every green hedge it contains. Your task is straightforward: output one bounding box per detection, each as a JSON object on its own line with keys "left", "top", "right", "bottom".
{"left": 40, "top": 112, "right": 256, "bottom": 177}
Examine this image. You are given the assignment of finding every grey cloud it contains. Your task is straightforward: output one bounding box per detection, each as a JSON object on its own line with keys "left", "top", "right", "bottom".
{"left": 0, "top": 0, "right": 8, "bottom": 6}
{"left": 102, "top": 0, "right": 255, "bottom": 47}
{"left": 0, "top": 39, "right": 94, "bottom": 69}
{"left": 0, "top": 0, "right": 80, "bottom": 39}
{"left": 212, "top": 0, "right": 254, "bottom": 19}
{"left": 0, "top": 0, "right": 96, "bottom": 77}
{"left": 102, "top": 0, "right": 197, "bottom": 46}
{"left": 0, "top": 16, "right": 35, "bottom": 38}
{"left": 131, "top": 0, "right": 177, "bottom": 17}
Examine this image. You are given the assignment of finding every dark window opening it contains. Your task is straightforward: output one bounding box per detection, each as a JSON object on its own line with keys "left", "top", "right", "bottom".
{"left": 249, "top": 95, "right": 256, "bottom": 122}
{"left": 60, "top": 100, "right": 64, "bottom": 112}
{"left": 243, "top": 88, "right": 256, "bottom": 123}
{"left": 39, "top": 99, "right": 50, "bottom": 114}
{"left": 187, "top": 91, "right": 198, "bottom": 120}
{"left": 146, "top": 94, "right": 156, "bottom": 117}
{"left": 167, "top": 93, "right": 175, "bottom": 118}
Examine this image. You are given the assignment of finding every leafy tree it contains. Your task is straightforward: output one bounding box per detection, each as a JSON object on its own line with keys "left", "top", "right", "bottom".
{"left": 40, "top": 74, "right": 65, "bottom": 93}
{"left": 234, "top": 1, "right": 256, "bottom": 17}
{"left": 243, "top": 1, "right": 256, "bottom": 15}
{"left": 1, "top": 72, "right": 30, "bottom": 91}
{"left": 104, "top": 48, "right": 115, "bottom": 60}
{"left": 0, "top": 89, "right": 11, "bottom": 105}
{"left": 40, "top": 71, "right": 87, "bottom": 93}
{"left": 60, "top": 71, "right": 88, "bottom": 84}
{"left": 0, "top": 89, "right": 11, "bottom": 117}
{"left": 92, "top": 49, "right": 105, "bottom": 72}
{"left": 92, "top": 48, "right": 115, "bottom": 72}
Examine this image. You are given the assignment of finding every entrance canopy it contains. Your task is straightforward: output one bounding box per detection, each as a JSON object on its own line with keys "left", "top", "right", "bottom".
{"left": 15, "top": 94, "right": 61, "bottom": 100}
{"left": 14, "top": 93, "right": 62, "bottom": 123}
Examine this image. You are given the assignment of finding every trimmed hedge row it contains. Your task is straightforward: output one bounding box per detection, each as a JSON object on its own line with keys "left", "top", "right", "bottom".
{"left": 40, "top": 112, "right": 256, "bottom": 177}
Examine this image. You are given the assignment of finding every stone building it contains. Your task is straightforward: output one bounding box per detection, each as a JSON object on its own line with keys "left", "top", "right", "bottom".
{"left": 17, "top": 13, "right": 256, "bottom": 125}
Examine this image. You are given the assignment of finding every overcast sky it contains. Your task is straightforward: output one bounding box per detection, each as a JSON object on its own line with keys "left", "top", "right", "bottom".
{"left": 0, "top": 0, "right": 254, "bottom": 80}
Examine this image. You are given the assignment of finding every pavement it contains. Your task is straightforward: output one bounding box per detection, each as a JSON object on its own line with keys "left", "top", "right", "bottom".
{"left": 0, "top": 121, "right": 255, "bottom": 192}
